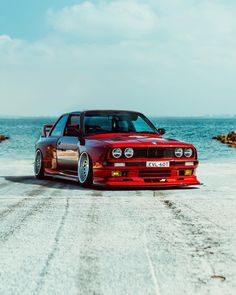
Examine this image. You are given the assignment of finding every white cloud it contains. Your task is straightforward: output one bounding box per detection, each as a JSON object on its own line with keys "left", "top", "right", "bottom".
{"left": 48, "top": 1, "right": 157, "bottom": 41}
{"left": 0, "top": 34, "right": 55, "bottom": 67}
{"left": 0, "top": 35, "right": 12, "bottom": 43}
{"left": 1, "top": 1, "right": 236, "bottom": 116}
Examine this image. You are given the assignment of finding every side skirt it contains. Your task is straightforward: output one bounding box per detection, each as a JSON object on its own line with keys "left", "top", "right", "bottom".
{"left": 45, "top": 169, "right": 78, "bottom": 183}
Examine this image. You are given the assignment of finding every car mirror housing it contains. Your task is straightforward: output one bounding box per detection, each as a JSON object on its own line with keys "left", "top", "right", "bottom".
{"left": 157, "top": 128, "right": 165, "bottom": 135}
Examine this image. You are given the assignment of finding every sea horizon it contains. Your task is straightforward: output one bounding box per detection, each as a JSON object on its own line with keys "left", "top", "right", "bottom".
{"left": 1, "top": 114, "right": 236, "bottom": 119}
{"left": 1, "top": 116, "right": 236, "bottom": 163}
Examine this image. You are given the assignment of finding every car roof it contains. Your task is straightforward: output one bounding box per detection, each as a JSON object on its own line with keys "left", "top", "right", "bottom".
{"left": 62, "top": 110, "right": 142, "bottom": 116}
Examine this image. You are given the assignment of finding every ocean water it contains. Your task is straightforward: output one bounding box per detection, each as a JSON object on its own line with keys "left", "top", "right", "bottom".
{"left": 0, "top": 117, "right": 236, "bottom": 162}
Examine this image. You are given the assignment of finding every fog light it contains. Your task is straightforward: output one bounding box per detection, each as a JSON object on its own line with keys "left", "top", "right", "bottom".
{"left": 184, "top": 170, "right": 193, "bottom": 176}
{"left": 111, "top": 171, "right": 122, "bottom": 177}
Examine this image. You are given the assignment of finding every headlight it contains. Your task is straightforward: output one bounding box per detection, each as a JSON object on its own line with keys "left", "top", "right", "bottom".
{"left": 175, "top": 148, "right": 183, "bottom": 158}
{"left": 112, "top": 148, "right": 122, "bottom": 158}
{"left": 184, "top": 148, "right": 193, "bottom": 158}
{"left": 124, "top": 148, "right": 134, "bottom": 158}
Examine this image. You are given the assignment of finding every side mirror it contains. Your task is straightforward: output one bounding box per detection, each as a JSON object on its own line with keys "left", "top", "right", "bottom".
{"left": 157, "top": 128, "right": 165, "bottom": 135}
{"left": 41, "top": 124, "right": 54, "bottom": 137}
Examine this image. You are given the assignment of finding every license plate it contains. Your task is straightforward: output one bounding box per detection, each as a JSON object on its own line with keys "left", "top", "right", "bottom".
{"left": 146, "top": 161, "right": 170, "bottom": 168}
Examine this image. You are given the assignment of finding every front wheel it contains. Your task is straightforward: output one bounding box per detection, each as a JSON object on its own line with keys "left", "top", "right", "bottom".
{"left": 78, "top": 152, "right": 93, "bottom": 188}
{"left": 34, "top": 150, "right": 45, "bottom": 179}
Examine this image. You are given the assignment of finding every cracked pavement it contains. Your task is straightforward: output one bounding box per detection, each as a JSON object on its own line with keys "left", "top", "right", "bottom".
{"left": 0, "top": 160, "right": 236, "bottom": 295}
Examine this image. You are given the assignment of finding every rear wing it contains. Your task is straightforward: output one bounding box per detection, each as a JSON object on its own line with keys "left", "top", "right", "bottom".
{"left": 41, "top": 124, "right": 54, "bottom": 137}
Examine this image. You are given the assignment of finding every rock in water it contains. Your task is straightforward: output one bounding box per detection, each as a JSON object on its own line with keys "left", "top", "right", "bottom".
{"left": 213, "top": 131, "right": 236, "bottom": 148}
{"left": 0, "top": 135, "right": 10, "bottom": 142}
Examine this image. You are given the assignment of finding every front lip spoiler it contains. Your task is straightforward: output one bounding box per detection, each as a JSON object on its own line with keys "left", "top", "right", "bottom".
{"left": 93, "top": 178, "right": 201, "bottom": 187}
{"left": 93, "top": 183, "right": 201, "bottom": 190}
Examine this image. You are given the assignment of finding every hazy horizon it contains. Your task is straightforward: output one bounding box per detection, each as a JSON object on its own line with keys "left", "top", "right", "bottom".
{"left": 1, "top": 0, "right": 236, "bottom": 117}
{"left": 1, "top": 113, "right": 236, "bottom": 119}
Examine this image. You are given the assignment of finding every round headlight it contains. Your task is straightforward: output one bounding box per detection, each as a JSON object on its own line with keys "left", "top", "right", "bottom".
{"left": 184, "top": 148, "right": 193, "bottom": 158}
{"left": 112, "top": 148, "right": 122, "bottom": 158}
{"left": 124, "top": 148, "right": 134, "bottom": 158}
{"left": 175, "top": 148, "right": 183, "bottom": 158}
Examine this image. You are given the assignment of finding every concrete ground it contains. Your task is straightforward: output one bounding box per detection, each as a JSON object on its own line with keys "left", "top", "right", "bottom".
{"left": 0, "top": 160, "right": 235, "bottom": 295}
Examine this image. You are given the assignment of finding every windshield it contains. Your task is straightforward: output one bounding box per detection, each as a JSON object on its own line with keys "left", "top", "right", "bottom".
{"left": 83, "top": 112, "right": 158, "bottom": 135}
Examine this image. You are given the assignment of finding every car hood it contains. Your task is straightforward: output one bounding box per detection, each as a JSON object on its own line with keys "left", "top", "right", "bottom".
{"left": 90, "top": 134, "right": 190, "bottom": 147}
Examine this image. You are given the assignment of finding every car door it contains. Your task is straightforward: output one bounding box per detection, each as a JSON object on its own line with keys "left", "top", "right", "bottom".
{"left": 56, "top": 114, "right": 80, "bottom": 172}
{"left": 45, "top": 114, "right": 69, "bottom": 171}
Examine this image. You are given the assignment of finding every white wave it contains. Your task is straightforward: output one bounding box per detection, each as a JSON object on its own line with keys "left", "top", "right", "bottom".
{"left": 0, "top": 158, "right": 33, "bottom": 177}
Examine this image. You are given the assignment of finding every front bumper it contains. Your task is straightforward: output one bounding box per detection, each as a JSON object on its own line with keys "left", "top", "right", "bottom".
{"left": 93, "top": 161, "right": 200, "bottom": 187}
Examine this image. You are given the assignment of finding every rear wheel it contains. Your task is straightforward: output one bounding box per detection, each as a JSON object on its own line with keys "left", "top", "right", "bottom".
{"left": 78, "top": 152, "right": 93, "bottom": 188}
{"left": 34, "top": 150, "right": 45, "bottom": 179}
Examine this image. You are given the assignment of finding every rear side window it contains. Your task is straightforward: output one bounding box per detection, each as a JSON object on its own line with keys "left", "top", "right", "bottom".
{"left": 50, "top": 115, "right": 68, "bottom": 137}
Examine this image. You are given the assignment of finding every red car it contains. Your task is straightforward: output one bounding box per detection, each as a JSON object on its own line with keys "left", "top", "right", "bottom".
{"left": 35, "top": 110, "right": 200, "bottom": 188}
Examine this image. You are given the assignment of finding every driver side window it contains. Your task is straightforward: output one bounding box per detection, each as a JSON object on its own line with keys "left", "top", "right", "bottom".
{"left": 50, "top": 115, "right": 68, "bottom": 137}
{"left": 64, "top": 115, "right": 80, "bottom": 137}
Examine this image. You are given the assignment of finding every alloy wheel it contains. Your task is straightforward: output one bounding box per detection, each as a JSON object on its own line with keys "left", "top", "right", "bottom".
{"left": 35, "top": 150, "right": 42, "bottom": 176}
{"left": 78, "top": 152, "right": 90, "bottom": 183}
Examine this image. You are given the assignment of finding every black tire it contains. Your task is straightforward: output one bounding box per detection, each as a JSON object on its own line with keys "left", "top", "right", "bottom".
{"left": 78, "top": 152, "right": 93, "bottom": 188}
{"left": 34, "top": 150, "right": 45, "bottom": 179}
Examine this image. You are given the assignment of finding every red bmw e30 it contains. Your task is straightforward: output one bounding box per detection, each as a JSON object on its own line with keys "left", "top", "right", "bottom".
{"left": 35, "top": 110, "right": 200, "bottom": 188}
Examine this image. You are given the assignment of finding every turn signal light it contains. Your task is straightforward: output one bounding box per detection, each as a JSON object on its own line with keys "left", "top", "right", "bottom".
{"left": 184, "top": 170, "right": 193, "bottom": 176}
{"left": 111, "top": 171, "right": 122, "bottom": 177}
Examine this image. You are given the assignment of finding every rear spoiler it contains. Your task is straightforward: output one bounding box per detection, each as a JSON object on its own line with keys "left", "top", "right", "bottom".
{"left": 41, "top": 124, "right": 54, "bottom": 137}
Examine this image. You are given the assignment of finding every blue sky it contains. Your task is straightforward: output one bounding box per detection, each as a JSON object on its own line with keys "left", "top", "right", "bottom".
{"left": 0, "top": 0, "right": 80, "bottom": 40}
{"left": 0, "top": 0, "right": 236, "bottom": 116}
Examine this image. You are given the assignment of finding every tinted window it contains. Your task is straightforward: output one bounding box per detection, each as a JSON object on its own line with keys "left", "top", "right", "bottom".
{"left": 50, "top": 115, "right": 68, "bottom": 137}
{"left": 69, "top": 115, "right": 80, "bottom": 126}
{"left": 64, "top": 115, "right": 80, "bottom": 137}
